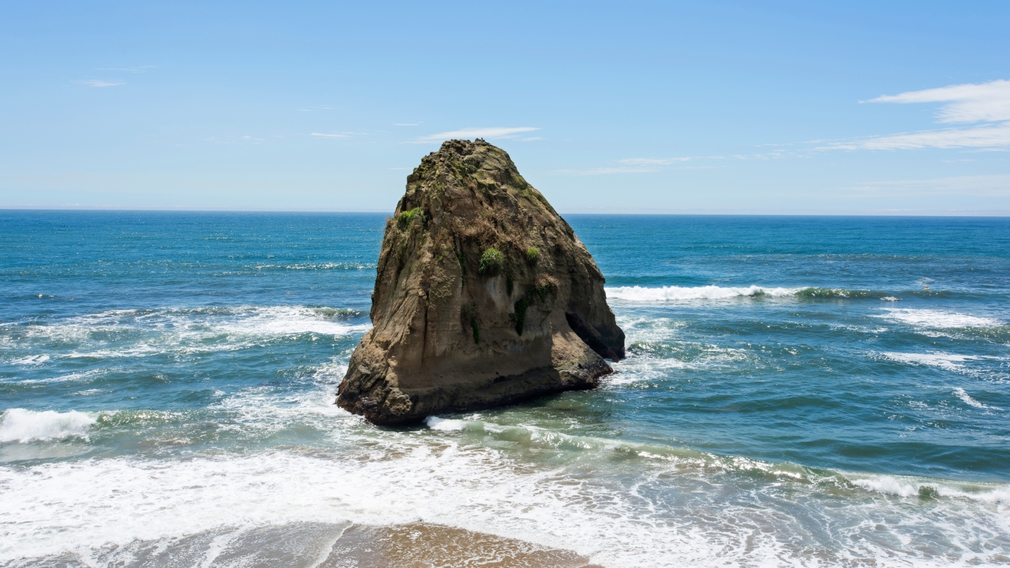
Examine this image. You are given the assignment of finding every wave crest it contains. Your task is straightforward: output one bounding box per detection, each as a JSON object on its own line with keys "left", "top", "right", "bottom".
{"left": 847, "top": 473, "right": 1010, "bottom": 504}
{"left": 0, "top": 408, "right": 96, "bottom": 443}
{"left": 876, "top": 308, "right": 1003, "bottom": 329}
{"left": 3, "top": 305, "right": 371, "bottom": 363}
{"left": 606, "top": 285, "right": 801, "bottom": 302}
{"left": 603, "top": 285, "right": 902, "bottom": 303}
{"left": 794, "top": 287, "right": 879, "bottom": 299}
{"left": 421, "top": 415, "right": 1010, "bottom": 505}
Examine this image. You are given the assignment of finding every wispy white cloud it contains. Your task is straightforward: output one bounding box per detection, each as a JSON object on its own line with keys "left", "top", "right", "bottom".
{"left": 78, "top": 80, "right": 124, "bottom": 88}
{"left": 868, "top": 80, "right": 1010, "bottom": 123}
{"left": 828, "top": 80, "right": 1010, "bottom": 150}
{"left": 848, "top": 174, "right": 1010, "bottom": 196}
{"left": 826, "top": 123, "right": 1010, "bottom": 151}
{"left": 310, "top": 132, "right": 351, "bottom": 138}
{"left": 412, "top": 127, "right": 539, "bottom": 143}
{"left": 394, "top": 122, "right": 420, "bottom": 127}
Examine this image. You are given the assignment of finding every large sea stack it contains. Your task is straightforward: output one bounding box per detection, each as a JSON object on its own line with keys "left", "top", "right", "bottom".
{"left": 337, "top": 139, "right": 625, "bottom": 425}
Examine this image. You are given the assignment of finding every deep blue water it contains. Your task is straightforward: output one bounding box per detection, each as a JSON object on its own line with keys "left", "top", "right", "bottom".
{"left": 2, "top": 211, "right": 1008, "bottom": 566}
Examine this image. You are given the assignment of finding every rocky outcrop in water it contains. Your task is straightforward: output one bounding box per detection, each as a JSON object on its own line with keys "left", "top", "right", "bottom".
{"left": 337, "top": 139, "right": 624, "bottom": 425}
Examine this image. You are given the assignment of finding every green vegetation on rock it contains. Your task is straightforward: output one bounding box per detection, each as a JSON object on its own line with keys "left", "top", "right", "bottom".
{"left": 478, "top": 248, "right": 503, "bottom": 276}
{"left": 399, "top": 207, "right": 425, "bottom": 229}
{"left": 525, "top": 246, "right": 540, "bottom": 264}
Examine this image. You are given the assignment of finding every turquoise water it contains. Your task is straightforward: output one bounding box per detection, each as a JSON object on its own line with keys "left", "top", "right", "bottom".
{"left": 2, "top": 211, "right": 1009, "bottom": 566}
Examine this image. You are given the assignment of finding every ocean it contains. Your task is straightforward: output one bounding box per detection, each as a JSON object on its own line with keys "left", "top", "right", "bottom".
{"left": 1, "top": 211, "right": 1008, "bottom": 567}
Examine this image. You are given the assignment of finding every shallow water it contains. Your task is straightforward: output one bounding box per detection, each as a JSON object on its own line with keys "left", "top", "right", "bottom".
{"left": 1, "top": 212, "right": 1009, "bottom": 566}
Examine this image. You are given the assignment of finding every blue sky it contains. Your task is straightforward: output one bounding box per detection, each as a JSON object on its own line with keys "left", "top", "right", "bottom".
{"left": 2, "top": 1, "right": 1009, "bottom": 214}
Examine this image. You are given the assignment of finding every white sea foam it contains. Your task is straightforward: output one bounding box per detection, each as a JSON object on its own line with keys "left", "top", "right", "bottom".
{"left": 9, "top": 354, "right": 50, "bottom": 365}
{"left": 214, "top": 306, "right": 370, "bottom": 337}
{"left": 850, "top": 475, "right": 924, "bottom": 498}
{"left": 1, "top": 432, "right": 1006, "bottom": 567}
{"left": 74, "top": 389, "right": 103, "bottom": 397}
{"left": 952, "top": 387, "right": 999, "bottom": 410}
{"left": 6, "top": 305, "right": 371, "bottom": 361}
{"left": 876, "top": 308, "right": 1002, "bottom": 329}
{"left": 4, "top": 368, "right": 109, "bottom": 386}
{"left": 606, "top": 285, "right": 801, "bottom": 302}
{"left": 607, "top": 315, "right": 752, "bottom": 386}
{"left": 0, "top": 408, "right": 96, "bottom": 443}
{"left": 848, "top": 472, "right": 1010, "bottom": 504}
{"left": 253, "top": 262, "right": 375, "bottom": 271}
{"left": 2, "top": 382, "right": 1008, "bottom": 567}
{"left": 613, "top": 316, "right": 687, "bottom": 343}
{"left": 881, "top": 351, "right": 977, "bottom": 372}
{"left": 608, "top": 356, "right": 691, "bottom": 386}
{"left": 211, "top": 381, "right": 350, "bottom": 439}
{"left": 425, "top": 416, "right": 466, "bottom": 431}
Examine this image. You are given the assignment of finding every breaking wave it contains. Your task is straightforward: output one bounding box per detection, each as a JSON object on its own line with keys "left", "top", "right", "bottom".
{"left": 846, "top": 471, "right": 1010, "bottom": 503}
{"left": 0, "top": 409, "right": 96, "bottom": 443}
{"left": 605, "top": 285, "right": 899, "bottom": 302}
{"left": 876, "top": 308, "right": 1003, "bottom": 329}
{"left": 419, "top": 415, "right": 1010, "bottom": 507}
{"left": 1, "top": 305, "right": 370, "bottom": 362}
{"left": 2, "top": 407, "right": 1008, "bottom": 566}
{"left": 606, "top": 285, "right": 801, "bottom": 302}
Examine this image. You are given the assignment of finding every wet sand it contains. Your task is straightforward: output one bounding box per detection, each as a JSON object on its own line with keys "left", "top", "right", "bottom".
{"left": 322, "top": 523, "right": 602, "bottom": 568}
{"left": 6, "top": 522, "right": 602, "bottom": 568}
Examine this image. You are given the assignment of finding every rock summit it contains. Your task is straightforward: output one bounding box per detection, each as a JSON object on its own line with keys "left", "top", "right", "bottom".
{"left": 337, "top": 139, "right": 625, "bottom": 425}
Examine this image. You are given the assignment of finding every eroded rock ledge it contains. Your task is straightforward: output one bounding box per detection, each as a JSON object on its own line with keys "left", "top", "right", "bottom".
{"left": 337, "top": 139, "right": 624, "bottom": 425}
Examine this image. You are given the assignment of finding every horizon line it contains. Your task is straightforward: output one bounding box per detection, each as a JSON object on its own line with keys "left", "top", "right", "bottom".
{"left": 1, "top": 207, "right": 1009, "bottom": 218}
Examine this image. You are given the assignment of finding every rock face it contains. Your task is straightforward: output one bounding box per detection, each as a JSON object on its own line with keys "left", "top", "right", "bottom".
{"left": 337, "top": 139, "right": 625, "bottom": 425}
